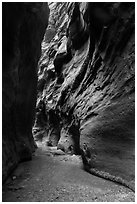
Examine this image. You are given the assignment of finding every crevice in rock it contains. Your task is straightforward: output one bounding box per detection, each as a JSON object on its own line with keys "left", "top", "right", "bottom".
{"left": 3, "top": 2, "right": 134, "bottom": 196}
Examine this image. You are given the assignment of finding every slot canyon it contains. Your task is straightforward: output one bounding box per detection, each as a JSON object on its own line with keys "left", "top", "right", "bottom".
{"left": 2, "top": 2, "right": 135, "bottom": 202}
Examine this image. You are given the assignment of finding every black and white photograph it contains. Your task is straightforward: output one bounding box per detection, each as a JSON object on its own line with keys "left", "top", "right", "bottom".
{"left": 2, "top": 1, "right": 135, "bottom": 202}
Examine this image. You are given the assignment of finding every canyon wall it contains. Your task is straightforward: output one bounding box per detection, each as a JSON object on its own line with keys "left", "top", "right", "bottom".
{"left": 2, "top": 3, "right": 49, "bottom": 181}
{"left": 35, "top": 2, "right": 135, "bottom": 190}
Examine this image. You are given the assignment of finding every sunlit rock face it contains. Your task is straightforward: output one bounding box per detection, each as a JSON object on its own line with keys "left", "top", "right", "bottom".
{"left": 35, "top": 2, "right": 135, "bottom": 190}
{"left": 2, "top": 3, "right": 49, "bottom": 181}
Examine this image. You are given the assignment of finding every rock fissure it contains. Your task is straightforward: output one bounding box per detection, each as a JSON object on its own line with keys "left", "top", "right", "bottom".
{"left": 3, "top": 2, "right": 135, "bottom": 201}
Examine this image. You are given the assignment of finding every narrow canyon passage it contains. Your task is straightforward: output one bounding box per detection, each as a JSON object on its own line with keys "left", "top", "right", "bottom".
{"left": 2, "top": 141, "right": 134, "bottom": 202}
{"left": 2, "top": 2, "right": 135, "bottom": 202}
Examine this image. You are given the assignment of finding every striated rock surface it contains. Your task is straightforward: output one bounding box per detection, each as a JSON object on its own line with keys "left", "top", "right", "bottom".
{"left": 35, "top": 3, "right": 135, "bottom": 190}
{"left": 2, "top": 3, "right": 49, "bottom": 182}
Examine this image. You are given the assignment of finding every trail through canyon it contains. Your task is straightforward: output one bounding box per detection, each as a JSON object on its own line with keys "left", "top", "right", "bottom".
{"left": 3, "top": 142, "right": 134, "bottom": 202}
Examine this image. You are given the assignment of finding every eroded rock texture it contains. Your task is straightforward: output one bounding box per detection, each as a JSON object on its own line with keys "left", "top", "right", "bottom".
{"left": 2, "top": 3, "right": 49, "bottom": 181}
{"left": 35, "top": 3, "right": 135, "bottom": 190}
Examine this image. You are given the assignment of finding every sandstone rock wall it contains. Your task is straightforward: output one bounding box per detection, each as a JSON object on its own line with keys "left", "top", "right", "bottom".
{"left": 2, "top": 3, "right": 49, "bottom": 181}
{"left": 35, "top": 3, "right": 134, "bottom": 190}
